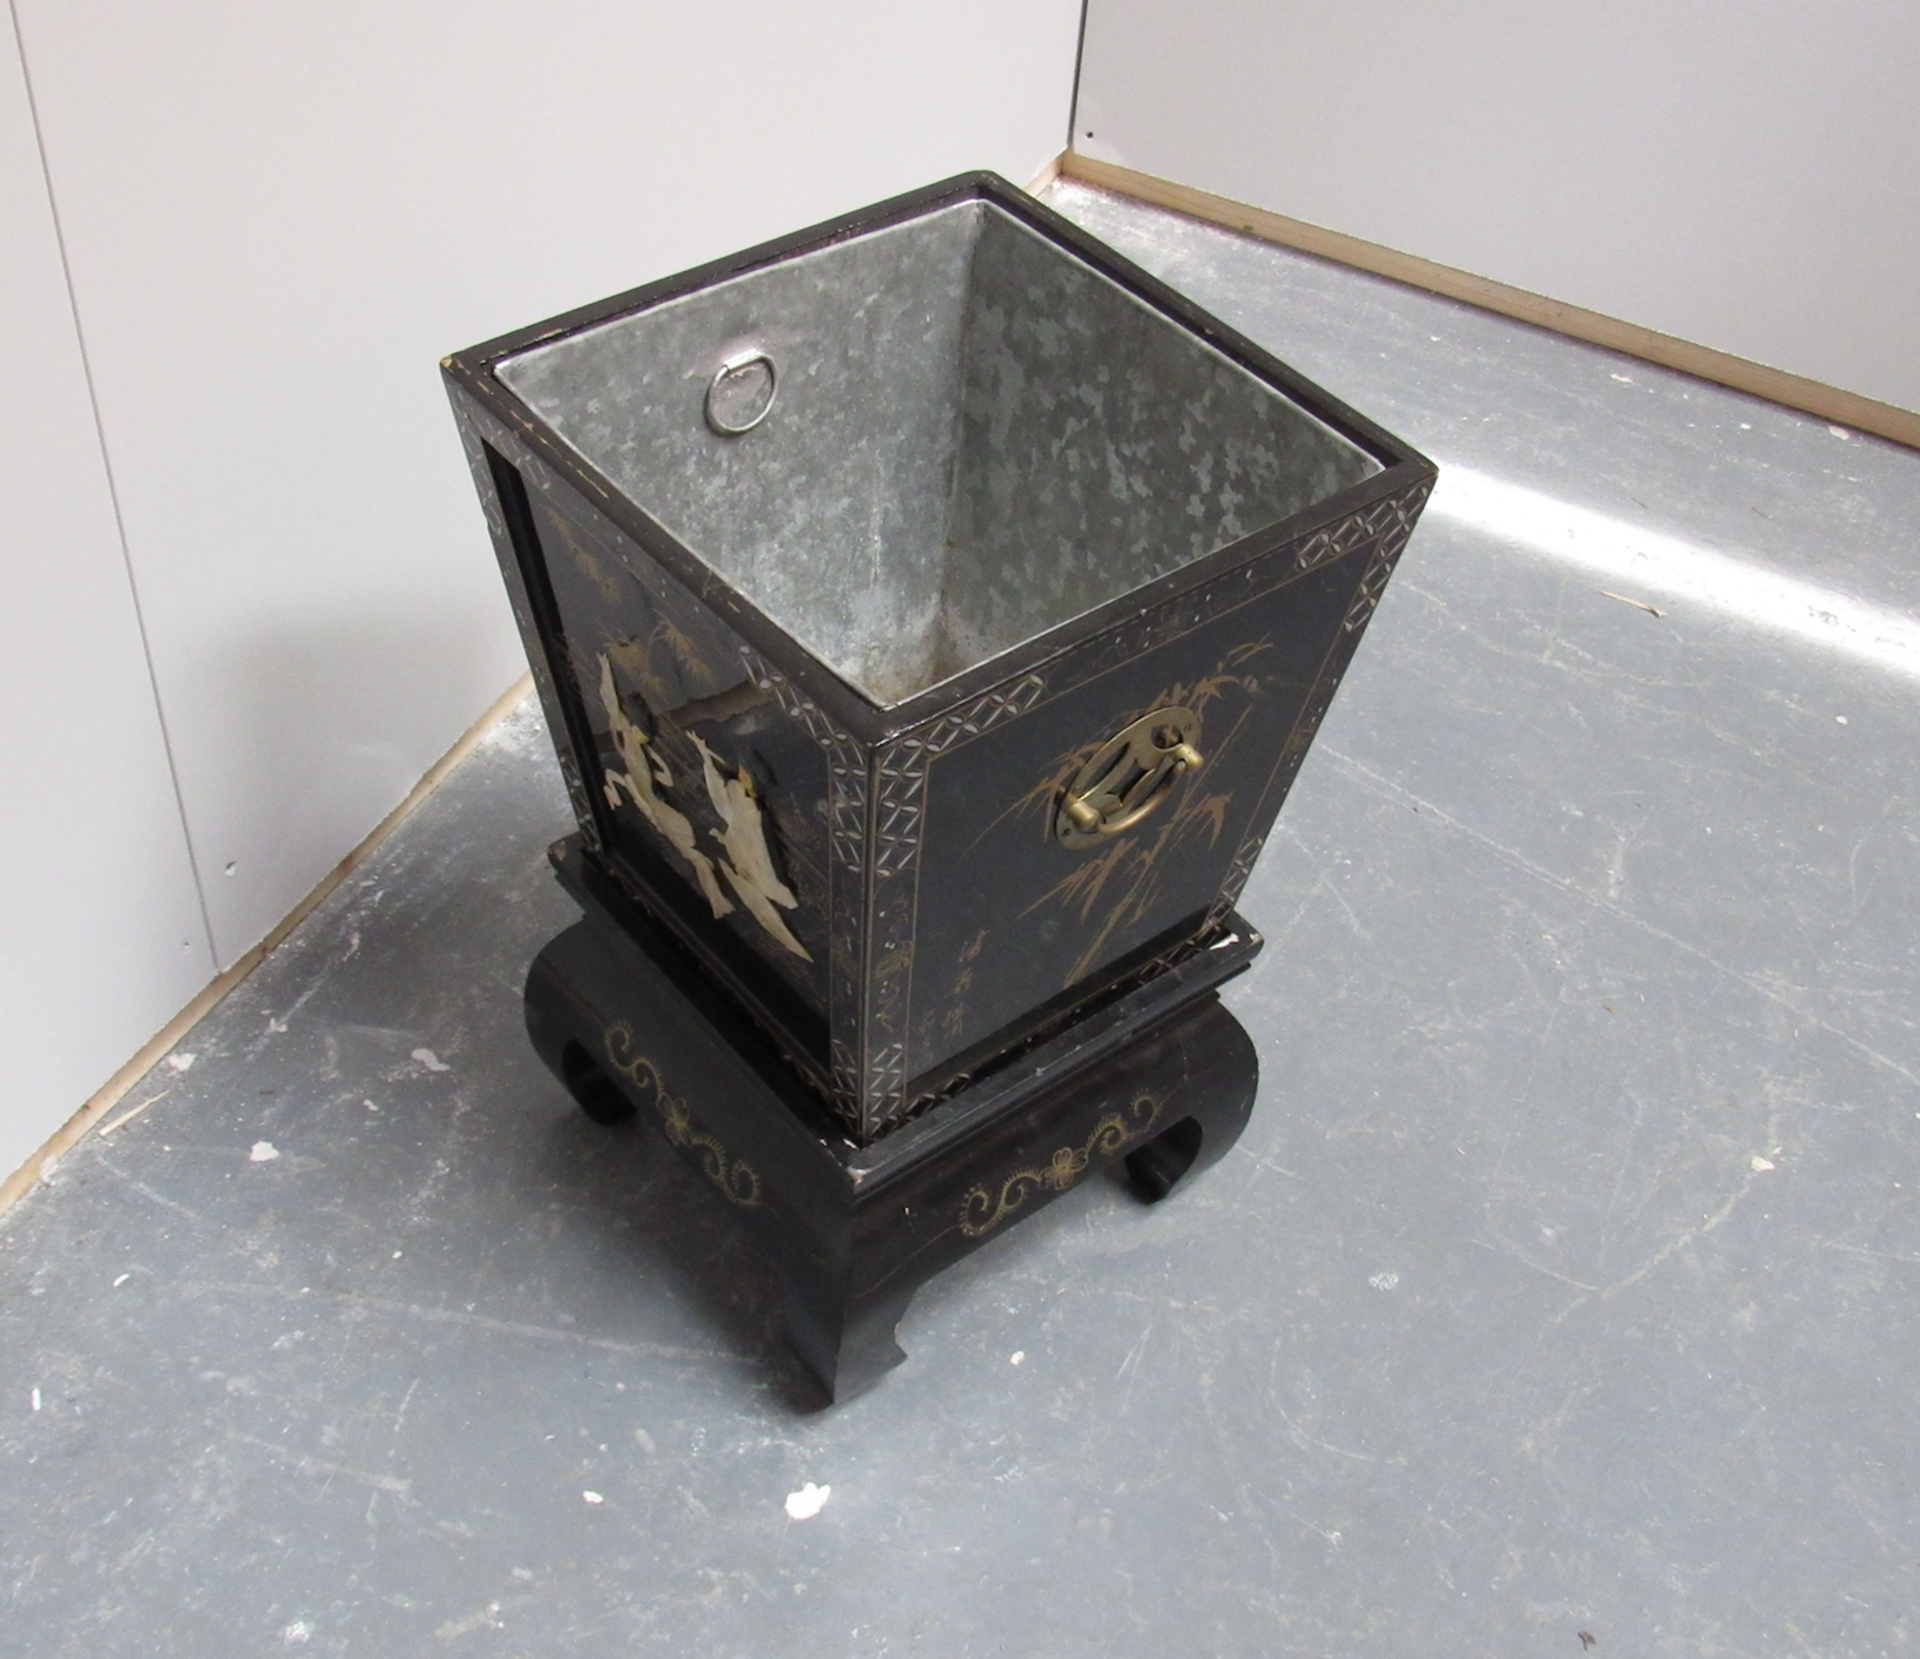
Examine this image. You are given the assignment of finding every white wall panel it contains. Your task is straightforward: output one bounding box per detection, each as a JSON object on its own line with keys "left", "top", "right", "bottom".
{"left": 0, "top": 17, "right": 213, "bottom": 1180}
{"left": 1076, "top": 0, "right": 1920, "bottom": 416}
{"left": 14, "top": 0, "right": 1084, "bottom": 969}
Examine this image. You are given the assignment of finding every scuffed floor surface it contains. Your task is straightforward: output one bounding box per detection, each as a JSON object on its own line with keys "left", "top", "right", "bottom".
{"left": 6, "top": 184, "right": 1920, "bottom": 1657}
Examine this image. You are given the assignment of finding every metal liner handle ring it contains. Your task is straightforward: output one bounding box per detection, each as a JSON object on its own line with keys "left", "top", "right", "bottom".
{"left": 704, "top": 349, "right": 778, "bottom": 436}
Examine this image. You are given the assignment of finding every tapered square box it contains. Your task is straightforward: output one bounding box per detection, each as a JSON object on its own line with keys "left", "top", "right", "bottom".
{"left": 444, "top": 173, "right": 1433, "bottom": 1147}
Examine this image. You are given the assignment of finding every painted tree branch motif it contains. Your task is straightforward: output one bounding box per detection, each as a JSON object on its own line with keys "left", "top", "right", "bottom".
{"left": 1020, "top": 641, "right": 1270, "bottom": 985}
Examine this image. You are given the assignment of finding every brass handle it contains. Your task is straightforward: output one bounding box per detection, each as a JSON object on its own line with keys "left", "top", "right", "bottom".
{"left": 1056, "top": 707, "right": 1204, "bottom": 847}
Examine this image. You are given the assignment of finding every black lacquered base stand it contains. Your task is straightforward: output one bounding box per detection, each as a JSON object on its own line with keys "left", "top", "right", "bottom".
{"left": 524, "top": 838, "right": 1263, "bottom": 1402}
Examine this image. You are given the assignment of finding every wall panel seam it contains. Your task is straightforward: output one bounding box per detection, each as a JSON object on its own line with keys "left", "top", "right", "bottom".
{"left": 5, "top": 0, "right": 218, "bottom": 969}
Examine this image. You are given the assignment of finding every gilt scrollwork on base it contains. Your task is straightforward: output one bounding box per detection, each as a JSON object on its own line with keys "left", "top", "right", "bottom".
{"left": 603, "top": 1021, "right": 763, "bottom": 1207}
{"left": 958, "top": 1092, "right": 1165, "bottom": 1238}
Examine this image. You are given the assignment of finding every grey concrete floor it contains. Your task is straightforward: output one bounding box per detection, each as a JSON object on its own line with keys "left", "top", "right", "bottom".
{"left": 6, "top": 184, "right": 1920, "bottom": 1658}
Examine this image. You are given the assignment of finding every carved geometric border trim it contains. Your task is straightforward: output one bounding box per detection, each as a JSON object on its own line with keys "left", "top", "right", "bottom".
{"left": 864, "top": 1040, "right": 909, "bottom": 1118}
{"left": 872, "top": 674, "right": 1045, "bottom": 881}
{"left": 1200, "top": 475, "right": 1434, "bottom": 923}
{"left": 1343, "top": 481, "right": 1432, "bottom": 633}
{"left": 739, "top": 648, "right": 867, "bottom": 877}
{"left": 857, "top": 672, "right": 1048, "bottom": 1133}
{"left": 1202, "top": 833, "right": 1265, "bottom": 937}
{"left": 737, "top": 646, "right": 870, "bottom": 1128}
{"left": 829, "top": 1035, "right": 862, "bottom": 1108}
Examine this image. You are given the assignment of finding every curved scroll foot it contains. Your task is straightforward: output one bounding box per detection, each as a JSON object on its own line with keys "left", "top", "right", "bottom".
{"left": 1121, "top": 998, "right": 1258, "bottom": 1204}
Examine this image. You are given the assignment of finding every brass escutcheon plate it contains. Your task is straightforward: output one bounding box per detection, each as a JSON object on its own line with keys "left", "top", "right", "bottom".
{"left": 1056, "top": 706, "right": 1204, "bottom": 848}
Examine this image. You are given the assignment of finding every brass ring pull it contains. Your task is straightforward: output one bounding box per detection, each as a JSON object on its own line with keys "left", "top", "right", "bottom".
{"left": 1056, "top": 706, "right": 1204, "bottom": 847}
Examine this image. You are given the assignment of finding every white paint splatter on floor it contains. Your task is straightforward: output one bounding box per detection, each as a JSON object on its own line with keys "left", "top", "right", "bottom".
{"left": 785, "top": 1482, "right": 831, "bottom": 1520}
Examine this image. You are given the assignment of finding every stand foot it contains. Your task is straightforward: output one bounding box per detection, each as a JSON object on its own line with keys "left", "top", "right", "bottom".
{"left": 775, "top": 1264, "right": 920, "bottom": 1404}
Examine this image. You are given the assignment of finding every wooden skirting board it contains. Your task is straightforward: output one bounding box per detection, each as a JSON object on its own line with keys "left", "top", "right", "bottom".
{"left": 1056, "top": 152, "right": 1920, "bottom": 454}
{"left": 0, "top": 673, "right": 535, "bottom": 1220}
{"left": 1024, "top": 152, "right": 1066, "bottom": 195}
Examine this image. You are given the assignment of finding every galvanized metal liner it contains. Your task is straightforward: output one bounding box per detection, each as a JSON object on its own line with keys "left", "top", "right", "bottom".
{"left": 497, "top": 201, "right": 1380, "bottom": 706}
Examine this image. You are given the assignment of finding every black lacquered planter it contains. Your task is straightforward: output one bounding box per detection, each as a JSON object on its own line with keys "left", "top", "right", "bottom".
{"left": 444, "top": 172, "right": 1433, "bottom": 1398}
